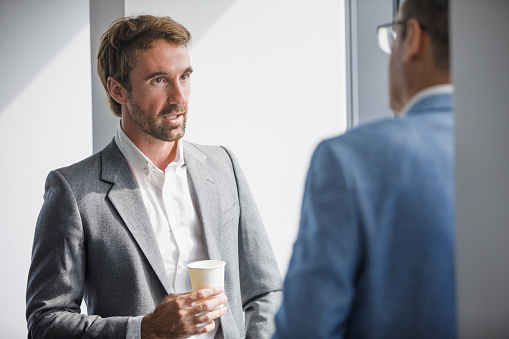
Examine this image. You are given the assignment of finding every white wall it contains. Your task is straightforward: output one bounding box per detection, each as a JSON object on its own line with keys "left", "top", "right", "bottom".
{"left": 0, "top": 1, "right": 93, "bottom": 337}
{"left": 123, "top": 0, "right": 347, "bottom": 274}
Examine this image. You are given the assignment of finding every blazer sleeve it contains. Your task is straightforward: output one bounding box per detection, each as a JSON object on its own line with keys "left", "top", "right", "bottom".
{"left": 273, "top": 140, "right": 363, "bottom": 339}
{"left": 26, "top": 170, "right": 128, "bottom": 339}
{"left": 221, "top": 147, "right": 283, "bottom": 339}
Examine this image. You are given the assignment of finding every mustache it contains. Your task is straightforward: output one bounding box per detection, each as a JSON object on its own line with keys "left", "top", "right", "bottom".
{"left": 160, "top": 104, "right": 187, "bottom": 116}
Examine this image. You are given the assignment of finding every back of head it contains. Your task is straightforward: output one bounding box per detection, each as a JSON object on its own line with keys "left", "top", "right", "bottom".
{"left": 401, "top": 0, "right": 449, "bottom": 72}
{"left": 97, "top": 15, "right": 192, "bottom": 117}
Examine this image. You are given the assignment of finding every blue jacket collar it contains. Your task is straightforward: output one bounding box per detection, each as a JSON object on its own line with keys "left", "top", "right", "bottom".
{"left": 407, "top": 93, "right": 453, "bottom": 116}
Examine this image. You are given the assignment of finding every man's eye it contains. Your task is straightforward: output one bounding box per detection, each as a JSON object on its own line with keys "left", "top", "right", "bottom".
{"left": 153, "top": 77, "right": 164, "bottom": 84}
{"left": 181, "top": 74, "right": 190, "bottom": 81}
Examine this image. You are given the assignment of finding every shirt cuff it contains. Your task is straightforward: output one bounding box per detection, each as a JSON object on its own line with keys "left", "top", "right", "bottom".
{"left": 126, "top": 315, "right": 144, "bottom": 339}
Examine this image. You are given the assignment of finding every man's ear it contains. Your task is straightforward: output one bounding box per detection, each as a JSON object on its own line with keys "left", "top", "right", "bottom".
{"left": 403, "top": 18, "right": 424, "bottom": 63}
{"left": 107, "top": 77, "right": 128, "bottom": 105}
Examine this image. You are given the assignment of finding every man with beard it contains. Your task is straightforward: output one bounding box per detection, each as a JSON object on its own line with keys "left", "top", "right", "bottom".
{"left": 26, "top": 15, "right": 282, "bottom": 339}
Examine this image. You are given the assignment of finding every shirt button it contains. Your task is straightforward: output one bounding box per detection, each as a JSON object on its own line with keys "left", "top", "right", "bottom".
{"left": 178, "top": 263, "right": 183, "bottom": 269}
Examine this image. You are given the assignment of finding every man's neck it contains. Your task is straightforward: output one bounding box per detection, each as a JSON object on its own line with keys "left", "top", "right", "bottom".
{"left": 396, "top": 67, "right": 450, "bottom": 114}
{"left": 135, "top": 139, "right": 179, "bottom": 171}
{"left": 406, "top": 64, "right": 450, "bottom": 100}
{"left": 405, "top": 56, "right": 451, "bottom": 102}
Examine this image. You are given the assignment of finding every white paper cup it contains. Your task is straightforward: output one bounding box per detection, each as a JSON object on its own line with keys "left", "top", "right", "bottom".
{"left": 187, "top": 259, "right": 226, "bottom": 291}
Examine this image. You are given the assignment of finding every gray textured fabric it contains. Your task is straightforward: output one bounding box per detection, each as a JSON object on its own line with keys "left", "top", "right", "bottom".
{"left": 26, "top": 139, "right": 282, "bottom": 339}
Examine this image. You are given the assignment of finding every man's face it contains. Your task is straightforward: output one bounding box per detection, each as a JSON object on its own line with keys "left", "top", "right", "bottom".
{"left": 388, "top": 11, "right": 406, "bottom": 114}
{"left": 124, "top": 40, "right": 192, "bottom": 143}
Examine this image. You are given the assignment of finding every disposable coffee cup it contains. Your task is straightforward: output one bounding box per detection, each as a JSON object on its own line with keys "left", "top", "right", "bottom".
{"left": 188, "top": 260, "right": 226, "bottom": 326}
{"left": 187, "top": 259, "right": 226, "bottom": 291}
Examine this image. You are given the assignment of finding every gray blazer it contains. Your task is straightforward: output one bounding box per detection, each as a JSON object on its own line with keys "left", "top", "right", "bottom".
{"left": 26, "top": 140, "right": 282, "bottom": 338}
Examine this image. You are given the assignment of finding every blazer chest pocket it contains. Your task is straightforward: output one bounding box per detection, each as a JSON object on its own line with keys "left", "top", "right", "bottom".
{"left": 220, "top": 203, "right": 239, "bottom": 227}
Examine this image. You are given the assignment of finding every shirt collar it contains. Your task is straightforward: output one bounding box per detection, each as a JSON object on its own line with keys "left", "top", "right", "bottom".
{"left": 398, "top": 84, "right": 454, "bottom": 116}
{"left": 114, "top": 123, "right": 185, "bottom": 176}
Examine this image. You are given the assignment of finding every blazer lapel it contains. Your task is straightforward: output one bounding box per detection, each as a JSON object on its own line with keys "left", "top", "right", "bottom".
{"left": 183, "top": 141, "right": 222, "bottom": 260}
{"left": 101, "top": 140, "right": 172, "bottom": 294}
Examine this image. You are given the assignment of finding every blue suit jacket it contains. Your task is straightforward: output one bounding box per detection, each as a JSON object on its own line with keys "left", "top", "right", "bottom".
{"left": 274, "top": 93, "right": 456, "bottom": 339}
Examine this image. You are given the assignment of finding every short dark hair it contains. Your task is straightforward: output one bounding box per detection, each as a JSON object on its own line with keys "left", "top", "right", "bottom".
{"left": 97, "top": 15, "right": 192, "bottom": 117}
{"left": 401, "top": 0, "right": 449, "bottom": 71}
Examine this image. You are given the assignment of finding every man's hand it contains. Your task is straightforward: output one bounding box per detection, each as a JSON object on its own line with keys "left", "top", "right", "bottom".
{"left": 141, "top": 287, "right": 227, "bottom": 339}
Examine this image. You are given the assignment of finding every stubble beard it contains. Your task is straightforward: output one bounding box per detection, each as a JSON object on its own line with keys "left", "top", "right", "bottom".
{"left": 127, "top": 95, "right": 187, "bottom": 142}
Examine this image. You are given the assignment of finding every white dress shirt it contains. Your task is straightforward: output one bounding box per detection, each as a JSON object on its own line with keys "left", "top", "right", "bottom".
{"left": 114, "top": 125, "right": 219, "bottom": 339}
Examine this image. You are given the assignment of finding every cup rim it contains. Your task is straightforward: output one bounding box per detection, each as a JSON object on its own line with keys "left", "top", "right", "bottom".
{"left": 187, "top": 259, "right": 226, "bottom": 270}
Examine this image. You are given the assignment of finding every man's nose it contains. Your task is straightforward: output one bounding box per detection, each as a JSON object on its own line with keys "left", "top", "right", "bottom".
{"left": 167, "top": 81, "right": 187, "bottom": 105}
